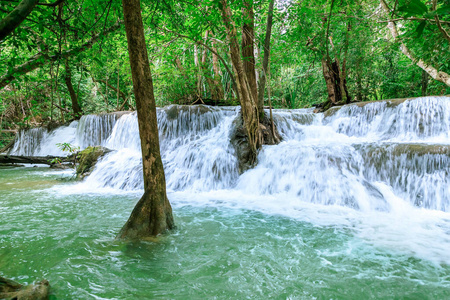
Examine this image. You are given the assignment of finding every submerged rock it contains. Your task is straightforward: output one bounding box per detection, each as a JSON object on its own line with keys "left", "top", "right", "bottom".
{"left": 76, "top": 146, "right": 112, "bottom": 179}
{"left": 0, "top": 276, "right": 49, "bottom": 300}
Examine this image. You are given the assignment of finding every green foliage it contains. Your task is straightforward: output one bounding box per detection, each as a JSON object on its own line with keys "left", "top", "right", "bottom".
{"left": 49, "top": 157, "right": 62, "bottom": 165}
{"left": 0, "top": 0, "right": 449, "bottom": 126}
{"left": 56, "top": 143, "right": 79, "bottom": 154}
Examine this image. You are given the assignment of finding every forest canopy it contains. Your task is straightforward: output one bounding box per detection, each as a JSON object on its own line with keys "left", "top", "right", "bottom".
{"left": 0, "top": 0, "right": 449, "bottom": 147}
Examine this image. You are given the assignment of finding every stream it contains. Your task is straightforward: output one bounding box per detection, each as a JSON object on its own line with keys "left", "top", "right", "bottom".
{"left": 2, "top": 96, "right": 450, "bottom": 299}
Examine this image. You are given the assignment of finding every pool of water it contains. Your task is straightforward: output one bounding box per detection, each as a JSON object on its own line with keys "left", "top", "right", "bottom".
{"left": 1, "top": 167, "right": 450, "bottom": 299}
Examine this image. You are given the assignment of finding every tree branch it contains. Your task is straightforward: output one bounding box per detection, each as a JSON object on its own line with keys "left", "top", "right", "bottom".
{"left": 432, "top": 0, "right": 450, "bottom": 43}
{"left": 0, "top": 0, "right": 39, "bottom": 41}
{"left": 379, "top": 0, "right": 450, "bottom": 86}
{"left": 0, "top": 21, "right": 122, "bottom": 89}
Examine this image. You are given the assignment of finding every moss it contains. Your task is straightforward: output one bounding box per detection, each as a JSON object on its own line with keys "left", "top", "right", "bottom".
{"left": 76, "top": 146, "right": 111, "bottom": 179}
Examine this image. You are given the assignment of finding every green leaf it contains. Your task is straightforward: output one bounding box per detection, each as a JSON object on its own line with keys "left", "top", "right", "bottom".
{"left": 415, "top": 20, "right": 426, "bottom": 38}
{"left": 435, "top": 5, "right": 450, "bottom": 15}
{"left": 94, "top": 57, "right": 104, "bottom": 67}
{"left": 424, "top": 5, "right": 450, "bottom": 17}
{"left": 398, "top": 0, "right": 428, "bottom": 17}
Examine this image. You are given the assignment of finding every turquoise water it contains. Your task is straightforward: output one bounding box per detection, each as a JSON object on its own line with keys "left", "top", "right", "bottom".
{"left": 1, "top": 167, "right": 450, "bottom": 299}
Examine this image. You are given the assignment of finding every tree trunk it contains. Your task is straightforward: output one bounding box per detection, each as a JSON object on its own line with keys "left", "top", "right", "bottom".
{"left": 173, "top": 56, "right": 193, "bottom": 103}
{"left": 0, "top": 154, "right": 71, "bottom": 165}
{"left": 64, "top": 60, "right": 83, "bottom": 119}
{"left": 0, "top": 0, "right": 39, "bottom": 41}
{"left": 194, "top": 44, "right": 203, "bottom": 99}
{"left": 322, "top": 57, "right": 338, "bottom": 105}
{"left": 257, "top": 0, "right": 275, "bottom": 119}
{"left": 200, "top": 31, "right": 223, "bottom": 102}
{"left": 201, "top": 31, "right": 215, "bottom": 101}
{"left": 380, "top": 0, "right": 450, "bottom": 87}
{"left": 242, "top": 0, "right": 258, "bottom": 102}
{"left": 321, "top": 55, "right": 350, "bottom": 108}
{"left": 118, "top": 0, "right": 174, "bottom": 239}
{"left": 219, "top": 0, "right": 261, "bottom": 161}
{"left": 211, "top": 39, "right": 224, "bottom": 100}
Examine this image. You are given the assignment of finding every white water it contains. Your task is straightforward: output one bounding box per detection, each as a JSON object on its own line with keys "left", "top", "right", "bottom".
{"left": 13, "top": 96, "right": 450, "bottom": 264}
{"left": 10, "top": 113, "right": 124, "bottom": 156}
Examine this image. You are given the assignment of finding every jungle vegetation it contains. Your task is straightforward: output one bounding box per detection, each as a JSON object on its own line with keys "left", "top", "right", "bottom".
{"left": 1, "top": 0, "right": 450, "bottom": 150}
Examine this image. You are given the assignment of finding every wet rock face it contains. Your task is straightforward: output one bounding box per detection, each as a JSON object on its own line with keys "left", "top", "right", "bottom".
{"left": 163, "top": 104, "right": 214, "bottom": 121}
{"left": 229, "top": 112, "right": 282, "bottom": 174}
{"left": 76, "top": 146, "right": 112, "bottom": 179}
{"left": 229, "top": 115, "right": 253, "bottom": 174}
{"left": 0, "top": 277, "right": 49, "bottom": 300}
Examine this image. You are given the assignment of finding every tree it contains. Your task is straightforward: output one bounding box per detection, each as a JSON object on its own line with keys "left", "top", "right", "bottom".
{"left": 379, "top": 0, "right": 450, "bottom": 87}
{"left": 117, "top": 0, "right": 175, "bottom": 239}
{"left": 0, "top": 0, "right": 39, "bottom": 41}
{"left": 257, "top": 0, "right": 275, "bottom": 118}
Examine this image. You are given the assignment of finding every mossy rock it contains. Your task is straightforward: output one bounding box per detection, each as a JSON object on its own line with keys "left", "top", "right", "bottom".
{"left": 0, "top": 276, "right": 49, "bottom": 300}
{"left": 76, "top": 146, "right": 112, "bottom": 179}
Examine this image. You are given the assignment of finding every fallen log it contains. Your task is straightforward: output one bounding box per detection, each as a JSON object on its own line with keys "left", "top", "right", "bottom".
{"left": 0, "top": 154, "right": 72, "bottom": 165}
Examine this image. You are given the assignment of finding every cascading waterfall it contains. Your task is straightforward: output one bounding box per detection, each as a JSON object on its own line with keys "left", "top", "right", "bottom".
{"left": 10, "top": 122, "right": 79, "bottom": 156}
{"left": 9, "top": 96, "right": 450, "bottom": 264}
{"left": 12, "top": 97, "right": 450, "bottom": 214}
{"left": 76, "top": 113, "right": 122, "bottom": 149}
{"left": 10, "top": 112, "right": 126, "bottom": 156}
{"left": 84, "top": 105, "right": 239, "bottom": 191}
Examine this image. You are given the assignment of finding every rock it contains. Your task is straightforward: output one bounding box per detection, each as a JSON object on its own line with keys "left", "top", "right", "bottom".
{"left": 229, "top": 115, "right": 254, "bottom": 174}
{"left": 0, "top": 276, "right": 49, "bottom": 300}
{"left": 76, "top": 146, "right": 112, "bottom": 179}
{"left": 229, "top": 112, "right": 282, "bottom": 174}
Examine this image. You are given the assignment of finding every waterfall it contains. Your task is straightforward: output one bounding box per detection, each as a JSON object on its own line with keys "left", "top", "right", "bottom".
{"left": 84, "top": 105, "right": 239, "bottom": 191}
{"left": 76, "top": 113, "right": 121, "bottom": 149}
{"left": 10, "top": 122, "right": 79, "bottom": 156}
{"left": 10, "top": 112, "right": 127, "bottom": 156}
{"left": 14, "top": 97, "right": 450, "bottom": 214}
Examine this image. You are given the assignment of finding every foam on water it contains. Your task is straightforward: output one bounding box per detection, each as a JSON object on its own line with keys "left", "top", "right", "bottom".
{"left": 17, "top": 96, "right": 450, "bottom": 264}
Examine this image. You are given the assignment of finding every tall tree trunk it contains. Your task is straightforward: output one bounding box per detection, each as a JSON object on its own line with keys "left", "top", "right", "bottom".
{"left": 174, "top": 56, "right": 193, "bottom": 103}
{"left": 201, "top": 31, "right": 216, "bottom": 101}
{"left": 219, "top": 0, "right": 261, "bottom": 160}
{"left": 322, "top": 57, "right": 338, "bottom": 105}
{"left": 0, "top": 0, "right": 39, "bottom": 41}
{"left": 194, "top": 44, "right": 203, "bottom": 99}
{"left": 242, "top": 0, "right": 258, "bottom": 101}
{"left": 64, "top": 59, "right": 83, "bottom": 119}
{"left": 257, "top": 0, "right": 275, "bottom": 119}
{"left": 321, "top": 56, "right": 350, "bottom": 107}
{"left": 211, "top": 39, "right": 224, "bottom": 100}
{"left": 380, "top": 0, "right": 450, "bottom": 87}
{"left": 118, "top": 0, "right": 174, "bottom": 239}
